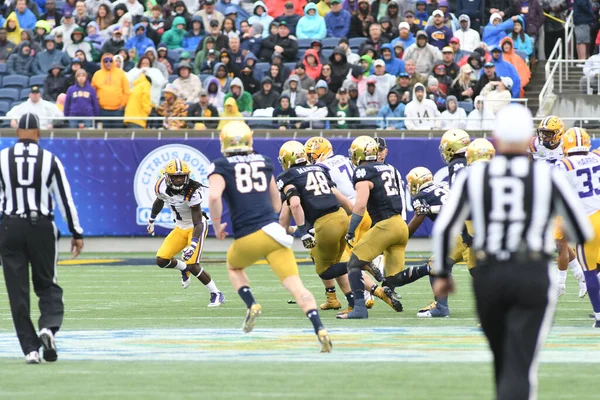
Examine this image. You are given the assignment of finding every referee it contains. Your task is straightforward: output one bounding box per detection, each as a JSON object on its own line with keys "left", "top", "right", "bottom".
{"left": 431, "top": 104, "right": 593, "bottom": 400}
{"left": 0, "top": 113, "right": 84, "bottom": 364}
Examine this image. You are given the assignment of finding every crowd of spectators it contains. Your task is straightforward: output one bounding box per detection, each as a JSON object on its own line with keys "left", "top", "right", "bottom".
{"left": 0, "top": 0, "right": 594, "bottom": 130}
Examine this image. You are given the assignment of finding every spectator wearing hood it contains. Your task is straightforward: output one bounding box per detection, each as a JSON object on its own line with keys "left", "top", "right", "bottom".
{"left": 483, "top": 13, "right": 516, "bottom": 47}
{"left": 357, "top": 76, "right": 387, "bottom": 117}
{"left": 7, "top": 41, "right": 35, "bottom": 75}
{"left": 379, "top": 17, "right": 397, "bottom": 43}
{"left": 403, "top": 30, "right": 442, "bottom": 76}
{"left": 328, "top": 47, "right": 350, "bottom": 80}
{"left": 64, "top": 69, "right": 100, "bottom": 127}
{"left": 349, "top": 0, "right": 374, "bottom": 38}
{"left": 186, "top": 89, "right": 219, "bottom": 129}
{"left": 392, "top": 22, "right": 415, "bottom": 49}
{"left": 288, "top": 61, "right": 316, "bottom": 90}
{"left": 205, "top": 76, "right": 225, "bottom": 112}
{"left": 379, "top": 43, "right": 405, "bottom": 75}
{"left": 248, "top": 1, "right": 273, "bottom": 38}
{"left": 281, "top": 74, "right": 307, "bottom": 107}
{"left": 126, "top": 55, "right": 166, "bottom": 105}
{"left": 455, "top": 0, "right": 483, "bottom": 32}
{"left": 252, "top": 76, "right": 280, "bottom": 111}
{"left": 199, "top": 47, "right": 218, "bottom": 74}
{"left": 425, "top": 9, "right": 453, "bottom": 50}
{"left": 371, "top": 59, "right": 396, "bottom": 93}
{"left": 113, "top": 0, "right": 144, "bottom": 17}
{"left": 224, "top": 77, "right": 252, "bottom": 116}
{"left": 75, "top": 48, "right": 100, "bottom": 75}
{"left": 4, "top": 13, "right": 23, "bottom": 45}
{"left": 386, "top": 1, "right": 404, "bottom": 28}
{"left": 33, "top": 35, "right": 70, "bottom": 74}
{"left": 204, "top": 19, "right": 229, "bottom": 52}
{"left": 125, "top": 23, "right": 155, "bottom": 57}
{"left": 510, "top": 16, "right": 533, "bottom": 58}
{"left": 194, "top": 0, "right": 224, "bottom": 33}
{"left": 137, "top": 16, "right": 160, "bottom": 45}
{"left": 211, "top": 62, "right": 231, "bottom": 92}
{"left": 42, "top": 0, "right": 64, "bottom": 30}
{"left": 20, "top": 29, "right": 42, "bottom": 54}
{"left": 14, "top": 0, "right": 37, "bottom": 30}
{"left": 302, "top": 49, "right": 322, "bottom": 81}
{"left": 295, "top": 86, "right": 328, "bottom": 129}
{"left": 143, "top": 46, "right": 169, "bottom": 78}
{"left": 0, "top": 28, "right": 16, "bottom": 62}
{"left": 440, "top": 95, "right": 467, "bottom": 129}
{"left": 315, "top": 79, "right": 335, "bottom": 104}
{"left": 426, "top": 75, "right": 446, "bottom": 111}
{"left": 329, "top": 87, "right": 360, "bottom": 129}
{"left": 319, "top": 62, "right": 342, "bottom": 94}
{"left": 33, "top": 20, "right": 51, "bottom": 48}
{"left": 263, "top": 63, "right": 286, "bottom": 92}
{"left": 91, "top": 53, "right": 131, "bottom": 127}
{"left": 454, "top": 14, "right": 481, "bottom": 52}
{"left": 240, "top": 63, "right": 259, "bottom": 94}
{"left": 85, "top": 21, "right": 105, "bottom": 54}
{"left": 217, "top": 96, "right": 244, "bottom": 129}
{"left": 219, "top": 49, "right": 240, "bottom": 78}
{"left": 65, "top": 26, "right": 92, "bottom": 59}
{"left": 157, "top": 84, "right": 188, "bottom": 129}
{"left": 342, "top": 65, "right": 367, "bottom": 95}
{"left": 377, "top": 89, "right": 405, "bottom": 129}
{"left": 43, "top": 63, "right": 68, "bottom": 102}
{"left": 488, "top": 45, "right": 520, "bottom": 97}
{"left": 359, "top": 23, "right": 389, "bottom": 54}
{"left": 273, "top": 2, "right": 301, "bottom": 36}
{"left": 162, "top": 16, "right": 187, "bottom": 49}
{"left": 123, "top": 71, "right": 151, "bottom": 128}
{"left": 449, "top": 63, "right": 475, "bottom": 101}
{"left": 172, "top": 61, "right": 202, "bottom": 103}
{"left": 259, "top": 21, "right": 298, "bottom": 62}
{"left": 481, "top": 75, "right": 512, "bottom": 114}
{"left": 223, "top": 6, "right": 246, "bottom": 30}
{"left": 101, "top": 28, "right": 125, "bottom": 56}
{"left": 296, "top": 2, "right": 326, "bottom": 40}
{"left": 325, "top": 0, "right": 351, "bottom": 38}
{"left": 241, "top": 22, "right": 263, "bottom": 57}
{"left": 473, "top": 61, "right": 499, "bottom": 97}
{"left": 337, "top": 38, "right": 360, "bottom": 64}
{"left": 168, "top": 1, "right": 193, "bottom": 28}
{"left": 414, "top": 0, "right": 429, "bottom": 30}
{"left": 154, "top": 44, "right": 173, "bottom": 74}
{"left": 499, "top": 36, "right": 529, "bottom": 96}
{"left": 273, "top": 93, "right": 296, "bottom": 129}
{"left": 404, "top": 82, "right": 440, "bottom": 130}
{"left": 182, "top": 15, "right": 204, "bottom": 52}
{"left": 51, "top": 12, "right": 78, "bottom": 47}
{"left": 465, "top": 95, "right": 494, "bottom": 130}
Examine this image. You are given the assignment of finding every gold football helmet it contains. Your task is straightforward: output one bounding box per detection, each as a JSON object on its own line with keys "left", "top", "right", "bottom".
{"left": 406, "top": 167, "right": 434, "bottom": 196}
{"left": 439, "top": 129, "right": 471, "bottom": 164}
{"left": 537, "top": 115, "right": 565, "bottom": 148}
{"left": 278, "top": 140, "right": 308, "bottom": 170}
{"left": 164, "top": 158, "right": 190, "bottom": 190}
{"left": 562, "top": 127, "right": 591, "bottom": 155}
{"left": 466, "top": 138, "right": 496, "bottom": 165}
{"left": 305, "top": 137, "right": 333, "bottom": 164}
{"left": 348, "top": 136, "right": 378, "bottom": 166}
{"left": 220, "top": 121, "right": 253, "bottom": 155}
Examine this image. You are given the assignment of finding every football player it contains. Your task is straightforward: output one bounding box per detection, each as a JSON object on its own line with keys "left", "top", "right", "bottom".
{"left": 416, "top": 129, "right": 476, "bottom": 318}
{"left": 530, "top": 116, "right": 587, "bottom": 298}
{"left": 148, "top": 159, "right": 225, "bottom": 307}
{"left": 338, "top": 136, "right": 406, "bottom": 319}
{"left": 555, "top": 127, "right": 600, "bottom": 327}
{"left": 304, "top": 137, "right": 381, "bottom": 312}
{"left": 207, "top": 122, "right": 332, "bottom": 351}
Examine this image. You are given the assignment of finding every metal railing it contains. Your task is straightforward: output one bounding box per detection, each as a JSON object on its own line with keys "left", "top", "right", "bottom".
{"left": 538, "top": 38, "right": 563, "bottom": 114}
{"left": 564, "top": 11, "right": 575, "bottom": 79}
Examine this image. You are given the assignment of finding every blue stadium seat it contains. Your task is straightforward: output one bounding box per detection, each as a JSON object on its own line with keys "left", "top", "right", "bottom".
{"left": 459, "top": 101, "right": 474, "bottom": 113}
{"left": 284, "top": 62, "right": 296, "bottom": 73}
{"left": 55, "top": 0, "right": 66, "bottom": 10}
{"left": 254, "top": 62, "right": 269, "bottom": 80}
{"left": 0, "top": 88, "right": 19, "bottom": 102}
{"left": 515, "top": 50, "right": 527, "bottom": 61}
{"left": 29, "top": 75, "right": 46, "bottom": 87}
{"left": 2, "top": 75, "right": 29, "bottom": 89}
{"left": 297, "top": 39, "right": 313, "bottom": 49}
{"left": 168, "top": 74, "right": 178, "bottom": 83}
{"left": 321, "top": 49, "right": 333, "bottom": 60}
{"left": 322, "top": 37, "right": 340, "bottom": 49}
{"left": 168, "top": 50, "right": 181, "bottom": 63}
{"left": 0, "top": 63, "right": 6, "bottom": 76}
{"left": 349, "top": 37, "right": 367, "bottom": 48}
{"left": 20, "top": 88, "right": 31, "bottom": 100}
{"left": 0, "top": 101, "right": 9, "bottom": 116}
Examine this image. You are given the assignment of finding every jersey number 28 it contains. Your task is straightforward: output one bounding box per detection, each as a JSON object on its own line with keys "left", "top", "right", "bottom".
{"left": 382, "top": 171, "right": 399, "bottom": 196}
{"left": 235, "top": 162, "right": 267, "bottom": 193}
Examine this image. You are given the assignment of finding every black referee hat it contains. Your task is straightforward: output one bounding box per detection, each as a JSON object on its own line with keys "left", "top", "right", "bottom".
{"left": 18, "top": 113, "right": 40, "bottom": 130}
{"left": 374, "top": 137, "right": 387, "bottom": 150}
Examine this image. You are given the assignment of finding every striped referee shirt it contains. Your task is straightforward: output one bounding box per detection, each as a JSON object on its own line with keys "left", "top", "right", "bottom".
{"left": 432, "top": 154, "right": 593, "bottom": 274}
{"left": 0, "top": 139, "right": 83, "bottom": 239}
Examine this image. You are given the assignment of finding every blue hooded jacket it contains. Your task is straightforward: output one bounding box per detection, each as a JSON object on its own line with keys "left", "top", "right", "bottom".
{"left": 325, "top": 7, "right": 351, "bottom": 38}
{"left": 125, "top": 23, "right": 155, "bottom": 58}
{"left": 182, "top": 16, "right": 205, "bottom": 52}
{"left": 377, "top": 43, "right": 405, "bottom": 76}
{"left": 16, "top": 8, "right": 36, "bottom": 30}
{"left": 216, "top": 0, "right": 250, "bottom": 21}
{"left": 487, "top": 46, "right": 521, "bottom": 98}
{"left": 296, "top": 3, "right": 327, "bottom": 40}
{"left": 377, "top": 90, "right": 405, "bottom": 129}
{"left": 482, "top": 14, "right": 514, "bottom": 47}
{"left": 391, "top": 32, "right": 415, "bottom": 50}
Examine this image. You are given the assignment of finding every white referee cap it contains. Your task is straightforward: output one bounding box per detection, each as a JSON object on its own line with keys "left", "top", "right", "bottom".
{"left": 493, "top": 104, "right": 533, "bottom": 143}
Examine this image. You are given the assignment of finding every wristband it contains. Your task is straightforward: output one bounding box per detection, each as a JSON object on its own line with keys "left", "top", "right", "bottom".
{"left": 150, "top": 214, "right": 157, "bottom": 220}
{"left": 297, "top": 225, "right": 308, "bottom": 236}
{"left": 191, "top": 237, "right": 199, "bottom": 245}
{"left": 347, "top": 213, "right": 363, "bottom": 236}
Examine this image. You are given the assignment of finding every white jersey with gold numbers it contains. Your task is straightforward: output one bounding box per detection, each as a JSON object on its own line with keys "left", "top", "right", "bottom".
{"left": 154, "top": 177, "right": 203, "bottom": 229}
{"left": 318, "top": 155, "right": 357, "bottom": 203}
{"left": 528, "top": 137, "right": 564, "bottom": 164}
{"left": 555, "top": 150, "right": 600, "bottom": 216}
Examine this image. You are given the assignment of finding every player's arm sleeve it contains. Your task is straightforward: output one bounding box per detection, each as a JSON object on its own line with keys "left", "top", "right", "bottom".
{"left": 188, "top": 189, "right": 202, "bottom": 207}
{"left": 432, "top": 170, "right": 470, "bottom": 276}
{"left": 551, "top": 169, "right": 594, "bottom": 245}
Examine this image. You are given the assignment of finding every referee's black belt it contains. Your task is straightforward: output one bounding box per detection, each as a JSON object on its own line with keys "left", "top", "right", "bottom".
{"left": 3, "top": 213, "right": 54, "bottom": 221}
{"left": 475, "top": 249, "right": 550, "bottom": 265}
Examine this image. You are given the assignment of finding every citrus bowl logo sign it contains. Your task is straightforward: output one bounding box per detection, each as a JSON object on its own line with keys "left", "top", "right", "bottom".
{"left": 134, "top": 144, "right": 211, "bottom": 229}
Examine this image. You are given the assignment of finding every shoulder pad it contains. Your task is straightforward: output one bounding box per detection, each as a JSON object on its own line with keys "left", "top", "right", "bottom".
{"left": 556, "top": 158, "right": 574, "bottom": 171}
{"left": 154, "top": 177, "right": 166, "bottom": 195}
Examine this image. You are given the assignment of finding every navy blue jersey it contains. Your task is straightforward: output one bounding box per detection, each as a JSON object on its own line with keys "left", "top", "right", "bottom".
{"left": 448, "top": 156, "right": 467, "bottom": 187}
{"left": 276, "top": 164, "right": 340, "bottom": 225}
{"left": 353, "top": 162, "right": 404, "bottom": 224}
{"left": 412, "top": 182, "right": 449, "bottom": 222}
{"left": 208, "top": 153, "right": 278, "bottom": 239}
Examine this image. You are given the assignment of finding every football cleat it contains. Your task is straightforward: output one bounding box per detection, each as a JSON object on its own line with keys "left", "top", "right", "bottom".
{"left": 25, "top": 351, "right": 40, "bottom": 364}
{"left": 208, "top": 292, "right": 225, "bottom": 307}
{"left": 419, "top": 301, "right": 438, "bottom": 313}
{"left": 243, "top": 303, "right": 262, "bottom": 333}
{"left": 317, "top": 329, "right": 333, "bottom": 353}
{"left": 181, "top": 270, "right": 191, "bottom": 289}
{"left": 578, "top": 277, "right": 587, "bottom": 298}
{"left": 417, "top": 304, "right": 450, "bottom": 318}
{"left": 336, "top": 306, "right": 353, "bottom": 317}
{"left": 365, "top": 291, "right": 375, "bottom": 309}
{"left": 556, "top": 284, "right": 566, "bottom": 298}
{"left": 39, "top": 328, "right": 57, "bottom": 362}
{"left": 594, "top": 319, "right": 600, "bottom": 328}
{"left": 320, "top": 292, "right": 342, "bottom": 310}
{"left": 365, "top": 262, "right": 383, "bottom": 282}
{"left": 374, "top": 286, "right": 403, "bottom": 312}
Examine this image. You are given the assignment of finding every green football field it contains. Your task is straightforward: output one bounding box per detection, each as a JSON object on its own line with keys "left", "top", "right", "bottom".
{"left": 0, "top": 251, "right": 598, "bottom": 400}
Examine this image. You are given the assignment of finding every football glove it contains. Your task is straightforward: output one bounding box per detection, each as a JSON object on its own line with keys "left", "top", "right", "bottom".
{"left": 301, "top": 233, "right": 316, "bottom": 249}
{"left": 461, "top": 231, "right": 473, "bottom": 247}
{"left": 345, "top": 232, "right": 355, "bottom": 248}
{"left": 147, "top": 219, "right": 155, "bottom": 236}
{"left": 414, "top": 203, "right": 430, "bottom": 216}
{"left": 182, "top": 237, "right": 199, "bottom": 261}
